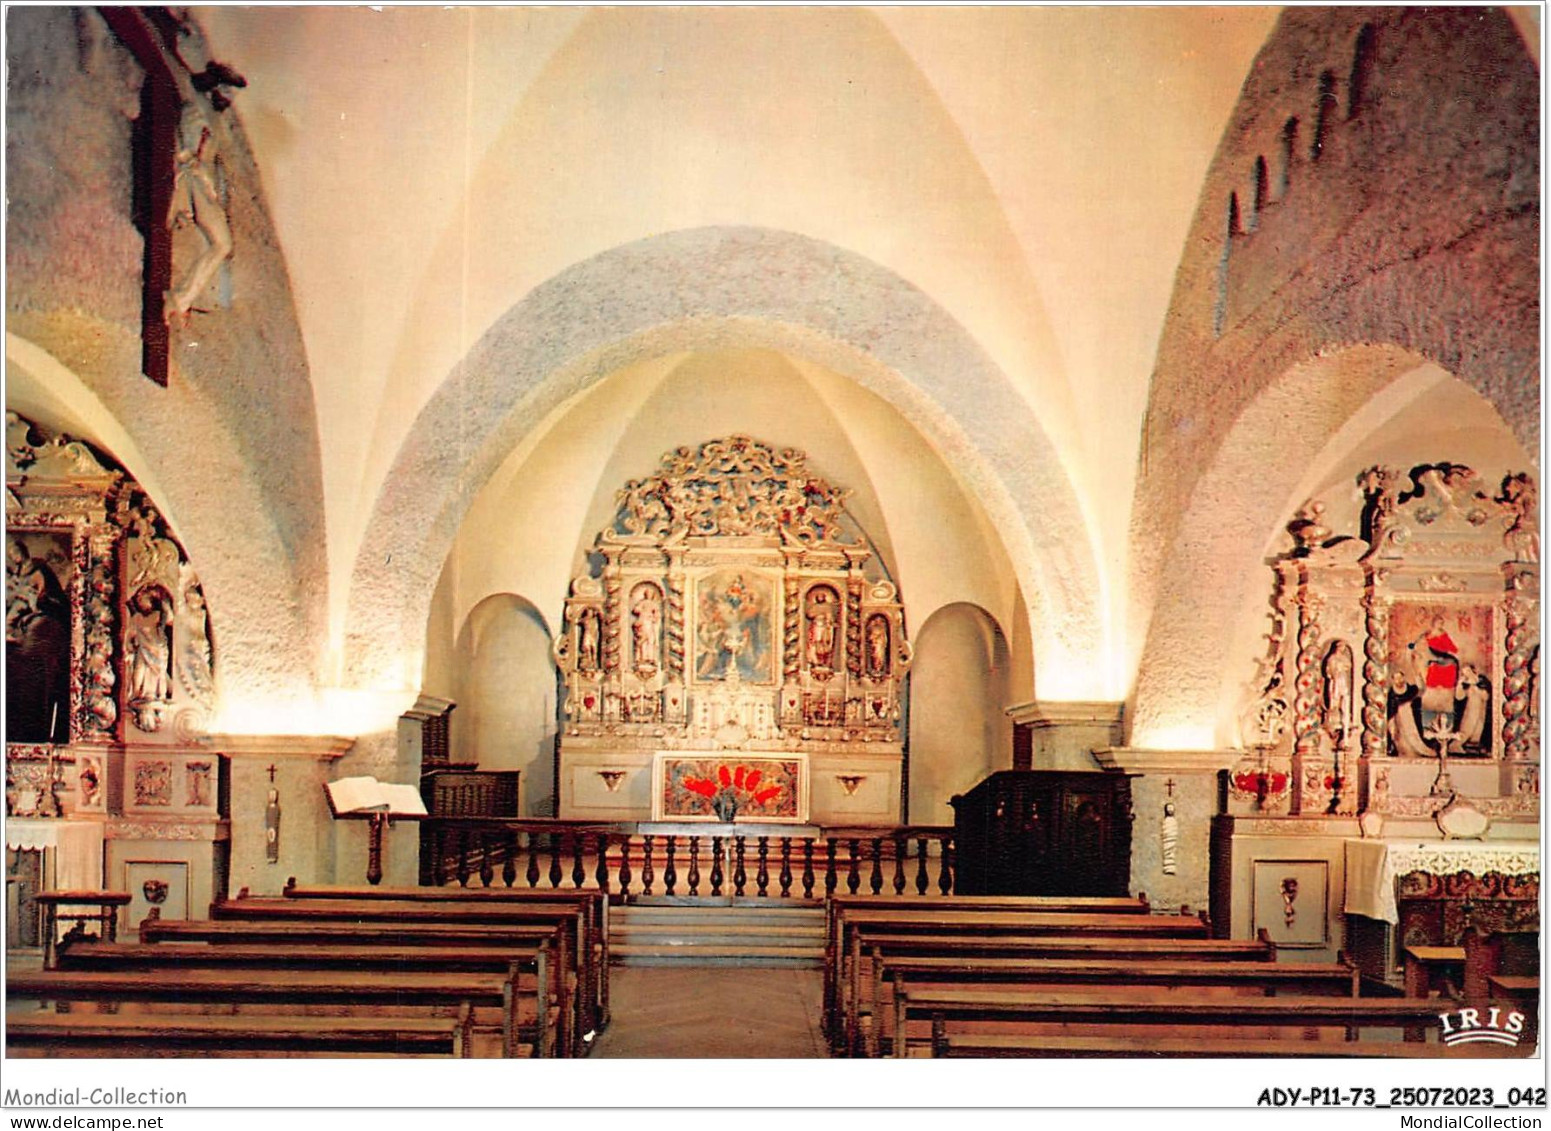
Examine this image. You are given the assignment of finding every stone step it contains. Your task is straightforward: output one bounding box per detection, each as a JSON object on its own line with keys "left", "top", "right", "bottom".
{"left": 616, "top": 908, "right": 824, "bottom": 925}
{"left": 612, "top": 942, "right": 824, "bottom": 968}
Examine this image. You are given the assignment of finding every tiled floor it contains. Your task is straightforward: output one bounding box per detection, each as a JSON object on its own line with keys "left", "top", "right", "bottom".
{"left": 589, "top": 966, "right": 828, "bottom": 1058}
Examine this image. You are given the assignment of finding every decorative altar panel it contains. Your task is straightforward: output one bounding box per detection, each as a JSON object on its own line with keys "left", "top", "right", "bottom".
{"left": 555, "top": 436, "right": 911, "bottom": 824}
{"left": 1230, "top": 463, "right": 1538, "bottom": 830}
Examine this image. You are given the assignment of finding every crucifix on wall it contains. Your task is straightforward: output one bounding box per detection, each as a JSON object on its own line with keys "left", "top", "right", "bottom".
{"left": 96, "top": 7, "right": 245, "bottom": 387}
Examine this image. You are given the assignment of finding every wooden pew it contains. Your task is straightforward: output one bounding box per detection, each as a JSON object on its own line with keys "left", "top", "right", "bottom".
{"left": 210, "top": 894, "right": 596, "bottom": 1049}
{"left": 933, "top": 1034, "right": 1524, "bottom": 1058}
{"left": 7, "top": 967, "right": 532, "bottom": 1057}
{"left": 280, "top": 880, "right": 611, "bottom": 1026}
{"left": 51, "top": 937, "right": 560, "bottom": 1057}
{"left": 6, "top": 1007, "right": 474, "bottom": 1058}
{"left": 821, "top": 894, "right": 1150, "bottom": 1023}
{"left": 889, "top": 987, "right": 1447, "bottom": 1058}
{"left": 825, "top": 906, "right": 1210, "bottom": 1041}
{"left": 856, "top": 953, "right": 1361, "bottom": 1055}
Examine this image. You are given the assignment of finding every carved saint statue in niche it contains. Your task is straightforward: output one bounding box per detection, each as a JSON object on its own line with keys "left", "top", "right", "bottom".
{"left": 807, "top": 587, "right": 838, "bottom": 671}
{"left": 1160, "top": 802, "right": 1178, "bottom": 876}
{"left": 866, "top": 615, "right": 890, "bottom": 677}
{"left": 126, "top": 586, "right": 175, "bottom": 730}
{"left": 577, "top": 608, "right": 601, "bottom": 673}
{"left": 630, "top": 584, "right": 662, "bottom": 675}
{"left": 1321, "top": 640, "right": 1354, "bottom": 747}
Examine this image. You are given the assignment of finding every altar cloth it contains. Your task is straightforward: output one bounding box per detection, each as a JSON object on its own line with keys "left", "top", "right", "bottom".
{"left": 5, "top": 819, "right": 105, "bottom": 890}
{"left": 1344, "top": 839, "right": 1539, "bottom": 924}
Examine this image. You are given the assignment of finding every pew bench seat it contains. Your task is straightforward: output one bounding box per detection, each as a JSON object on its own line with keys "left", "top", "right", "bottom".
{"left": 851, "top": 956, "right": 1360, "bottom": 1055}
{"left": 889, "top": 989, "right": 1449, "bottom": 1057}
{"left": 5, "top": 1008, "right": 477, "bottom": 1058}
{"left": 7, "top": 966, "right": 534, "bottom": 1057}
{"left": 927, "top": 1033, "right": 1527, "bottom": 1059}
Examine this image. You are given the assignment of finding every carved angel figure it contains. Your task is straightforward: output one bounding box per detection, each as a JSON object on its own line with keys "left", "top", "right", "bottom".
{"left": 1499, "top": 473, "right": 1539, "bottom": 563}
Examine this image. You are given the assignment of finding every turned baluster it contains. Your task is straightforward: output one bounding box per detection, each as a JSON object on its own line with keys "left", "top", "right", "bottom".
{"left": 914, "top": 837, "right": 929, "bottom": 894}
{"left": 641, "top": 834, "right": 656, "bottom": 896}
{"left": 502, "top": 829, "right": 518, "bottom": 887}
{"left": 779, "top": 837, "right": 793, "bottom": 898}
{"left": 756, "top": 837, "right": 770, "bottom": 897}
{"left": 710, "top": 836, "right": 724, "bottom": 897}
{"left": 733, "top": 836, "right": 747, "bottom": 897}
{"left": 687, "top": 836, "right": 701, "bottom": 896}
{"left": 525, "top": 833, "right": 542, "bottom": 888}
{"left": 663, "top": 835, "right": 678, "bottom": 896}
{"left": 595, "top": 832, "right": 611, "bottom": 893}
{"left": 846, "top": 838, "right": 862, "bottom": 894}
{"left": 869, "top": 837, "right": 884, "bottom": 894}
{"left": 454, "top": 828, "right": 471, "bottom": 887}
{"left": 617, "top": 836, "right": 633, "bottom": 897}
{"left": 479, "top": 831, "right": 495, "bottom": 887}
{"left": 570, "top": 833, "right": 587, "bottom": 888}
{"left": 824, "top": 837, "right": 839, "bottom": 895}
{"left": 937, "top": 837, "right": 954, "bottom": 895}
{"left": 547, "top": 833, "right": 563, "bottom": 888}
{"left": 892, "top": 834, "right": 907, "bottom": 894}
{"left": 802, "top": 838, "right": 816, "bottom": 899}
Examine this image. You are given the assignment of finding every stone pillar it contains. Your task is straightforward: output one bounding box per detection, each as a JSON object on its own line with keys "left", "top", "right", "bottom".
{"left": 214, "top": 734, "right": 353, "bottom": 896}
{"left": 1005, "top": 701, "right": 1123, "bottom": 771}
{"left": 1092, "top": 747, "right": 1239, "bottom": 914}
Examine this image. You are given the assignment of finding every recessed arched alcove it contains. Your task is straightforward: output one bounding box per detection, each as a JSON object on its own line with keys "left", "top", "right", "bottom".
{"left": 907, "top": 603, "right": 1012, "bottom": 826}
{"left": 419, "top": 343, "right": 1035, "bottom": 819}
{"left": 347, "top": 227, "right": 1106, "bottom": 711}
{"left": 442, "top": 595, "right": 557, "bottom": 818}
{"left": 1132, "top": 346, "right": 1535, "bottom": 751}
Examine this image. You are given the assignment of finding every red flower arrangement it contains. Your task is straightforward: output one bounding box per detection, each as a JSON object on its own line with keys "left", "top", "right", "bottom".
{"left": 682, "top": 763, "right": 783, "bottom": 818}
{"left": 1232, "top": 770, "right": 1289, "bottom": 797}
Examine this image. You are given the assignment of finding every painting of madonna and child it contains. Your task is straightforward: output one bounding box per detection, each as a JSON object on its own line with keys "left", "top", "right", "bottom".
{"left": 1386, "top": 603, "right": 1496, "bottom": 759}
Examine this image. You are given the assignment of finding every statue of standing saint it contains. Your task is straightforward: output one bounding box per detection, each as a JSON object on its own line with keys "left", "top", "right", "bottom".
{"left": 1160, "top": 803, "right": 1178, "bottom": 876}
{"left": 631, "top": 585, "right": 661, "bottom": 673}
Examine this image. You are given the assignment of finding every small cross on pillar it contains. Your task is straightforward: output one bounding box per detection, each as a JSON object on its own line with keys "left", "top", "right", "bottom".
{"left": 1164, "top": 778, "right": 1177, "bottom": 798}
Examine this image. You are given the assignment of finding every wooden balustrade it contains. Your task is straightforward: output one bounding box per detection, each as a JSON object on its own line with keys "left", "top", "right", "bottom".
{"left": 418, "top": 819, "right": 955, "bottom": 903}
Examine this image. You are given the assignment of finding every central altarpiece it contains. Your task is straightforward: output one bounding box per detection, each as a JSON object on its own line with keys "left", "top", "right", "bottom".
{"left": 554, "top": 436, "right": 912, "bottom": 824}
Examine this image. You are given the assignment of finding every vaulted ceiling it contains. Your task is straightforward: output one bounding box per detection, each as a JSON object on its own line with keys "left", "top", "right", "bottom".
{"left": 192, "top": 5, "right": 1282, "bottom": 667}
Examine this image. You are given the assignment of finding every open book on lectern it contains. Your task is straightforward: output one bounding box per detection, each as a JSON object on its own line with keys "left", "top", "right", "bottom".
{"left": 323, "top": 775, "right": 428, "bottom": 818}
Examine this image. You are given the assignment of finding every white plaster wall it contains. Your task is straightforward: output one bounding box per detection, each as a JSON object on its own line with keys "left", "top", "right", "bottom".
{"left": 908, "top": 605, "right": 1011, "bottom": 826}
{"left": 452, "top": 596, "right": 557, "bottom": 817}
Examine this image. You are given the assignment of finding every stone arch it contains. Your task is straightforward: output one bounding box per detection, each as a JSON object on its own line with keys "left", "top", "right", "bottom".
{"left": 344, "top": 226, "right": 1104, "bottom": 700}
{"left": 1130, "top": 6, "right": 1538, "bottom": 708}
{"left": 445, "top": 594, "right": 558, "bottom": 817}
{"left": 5, "top": 332, "right": 317, "bottom": 726}
{"left": 908, "top": 602, "right": 1011, "bottom": 824}
{"left": 1130, "top": 345, "right": 1527, "bottom": 748}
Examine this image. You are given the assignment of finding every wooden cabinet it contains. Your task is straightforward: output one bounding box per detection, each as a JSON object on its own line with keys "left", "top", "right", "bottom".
{"left": 949, "top": 771, "right": 1133, "bottom": 896}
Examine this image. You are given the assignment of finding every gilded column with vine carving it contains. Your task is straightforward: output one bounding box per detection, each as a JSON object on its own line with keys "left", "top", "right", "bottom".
{"left": 664, "top": 554, "right": 686, "bottom": 683}
{"left": 602, "top": 561, "right": 622, "bottom": 675}
{"left": 1502, "top": 564, "right": 1538, "bottom": 760}
{"left": 1359, "top": 571, "right": 1388, "bottom": 761}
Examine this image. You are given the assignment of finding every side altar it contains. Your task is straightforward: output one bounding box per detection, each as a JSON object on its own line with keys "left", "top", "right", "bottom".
{"left": 554, "top": 436, "right": 912, "bottom": 825}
